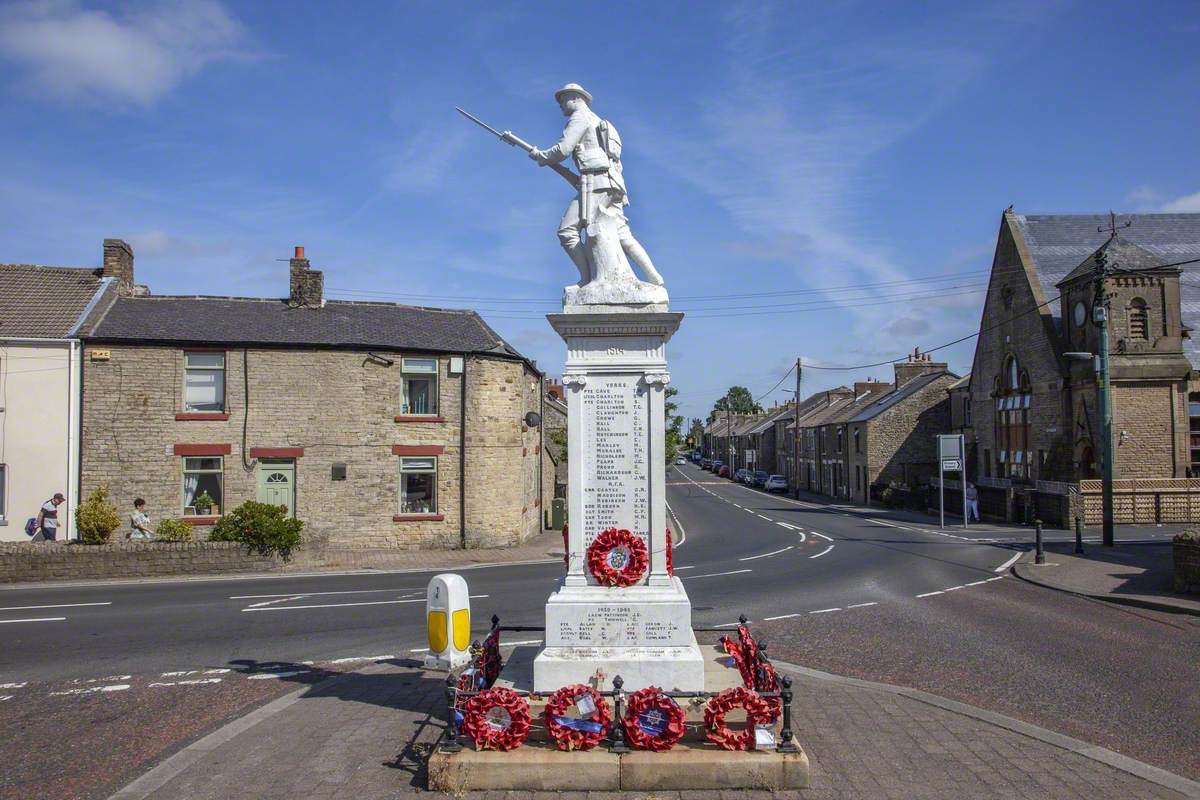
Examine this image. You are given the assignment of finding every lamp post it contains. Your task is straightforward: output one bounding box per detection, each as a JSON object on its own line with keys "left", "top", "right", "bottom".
{"left": 1065, "top": 345, "right": 1114, "bottom": 547}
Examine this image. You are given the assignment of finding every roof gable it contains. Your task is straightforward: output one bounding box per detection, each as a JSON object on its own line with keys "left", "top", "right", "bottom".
{"left": 0, "top": 264, "right": 110, "bottom": 338}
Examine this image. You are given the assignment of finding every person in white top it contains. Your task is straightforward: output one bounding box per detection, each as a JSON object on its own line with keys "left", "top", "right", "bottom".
{"left": 129, "top": 498, "right": 152, "bottom": 540}
{"left": 966, "top": 483, "right": 981, "bottom": 522}
{"left": 35, "top": 493, "right": 65, "bottom": 541}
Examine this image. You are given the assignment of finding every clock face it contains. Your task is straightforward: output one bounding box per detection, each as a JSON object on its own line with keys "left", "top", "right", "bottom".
{"left": 1073, "top": 301, "right": 1087, "bottom": 328}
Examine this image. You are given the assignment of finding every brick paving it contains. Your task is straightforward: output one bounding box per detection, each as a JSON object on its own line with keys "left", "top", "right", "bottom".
{"left": 130, "top": 659, "right": 1189, "bottom": 800}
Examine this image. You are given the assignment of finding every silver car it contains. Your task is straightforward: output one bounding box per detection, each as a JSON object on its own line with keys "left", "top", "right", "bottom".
{"left": 764, "top": 474, "right": 789, "bottom": 493}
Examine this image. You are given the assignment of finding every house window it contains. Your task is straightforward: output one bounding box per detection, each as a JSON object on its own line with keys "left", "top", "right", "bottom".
{"left": 401, "top": 358, "right": 438, "bottom": 415}
{"left": 996, "top": 358, "right": 1032, "bottom": 480}
{"left": 182, "top": 457, "right": 223, "bottom": 516}
{"left": 983, "top": 448, "right": 991, "bottom": 478}
{"left": 184, "top": 352, "right": 225, "bottom": 412}
{"left": 836, "top": 427, "right": 844, "bottom": 453}
{"left": 1128, "top": 298, "right": 1148, "bottom": 340}
{"left": 400, "top": 456, "right": 437, "bottom": 514}
{"left": 0, "top": 464, "right": 6, "bottom": 521}
{"left": 854, "top": 428, "right": 861, "bottom": 453}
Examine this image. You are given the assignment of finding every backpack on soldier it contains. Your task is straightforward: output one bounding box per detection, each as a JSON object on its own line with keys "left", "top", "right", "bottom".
{"left": 596, "top": 119, "right": 622, "bottom": 163}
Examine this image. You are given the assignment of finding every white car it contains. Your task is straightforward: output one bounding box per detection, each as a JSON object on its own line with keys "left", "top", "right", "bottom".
{"left": 764, "top": 475, "right": 789, "bottom": 493}
{"left": 675, "top": 456, "right": 687, "bottom": 465}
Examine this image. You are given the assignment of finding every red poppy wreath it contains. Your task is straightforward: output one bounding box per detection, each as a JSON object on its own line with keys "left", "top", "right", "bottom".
{"left": 586, "top": 528, "right": 649, "bottom": 587}
{"left": 544, "top": 684, "right": 611, "bottom": 751}
{"left": 703, "top": 686, "right": 775, "bottom": 751}
{"left": 462, "top": 687, "right": 531, "bottom": 751}
{"left": 622, "top": 687, "right": 686, "bottom": 751}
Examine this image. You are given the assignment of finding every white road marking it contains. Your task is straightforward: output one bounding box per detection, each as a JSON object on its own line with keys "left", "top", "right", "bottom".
{"left": 247, "top": 596, "right": 306, "bottom": 608}
{"left": 665, "top": 500, "right": 687, "bottom": 548}
{"left": 0, "top": 695, "right": 11, "bottom": 702}
{"left": 0, "top": 602, "right": 111, "bottom": 611}
{"left": 684, "top": 569, "right": 753, "bottom": 579}
{"left": 809, "top": 545, "right": 834, "bottom": 559}
{"left": 944, "top": 585, "right": 965, "bottom": 592}
{"left": 78, "top": 675, "right": 131, "bottom": 683}
{"left": 50, "top": 684, "right": 130, "bottom": 696}
{"left": 733, "top": 504, "right": 742, "bottom": 509}
{"left": 324, "top": 655, "right": 396, "bottom": 665}
{"left": 248, "top": 671, "right": 308, "bottom": 680}
{"left": 986, "top": 576, "right": 1005, "bottom": 582}
{"left": 762, "top": 612, "right": 802, "bottom": 621}
{"left": 916, "top": 591, "right": 944, "bottom": 598}
{"left": 408, "top": 638, "right": 542, "bottom": 654}
{"left": 744, "top": 508, "right": 756, "bottom": 514}
{"left": 160, "top": 669, "right": 230, "bottom": 678}
{"left": 673, "top": 565, "right": 695, "bottom": 571}
{"left": 712, "top": 621, "right": 746, "bottom": 628}
{"left": 964, "top": 580, "right": 989, "bottom": 587}
{"left": 776, "top": 522, "right": 807, "bottom": 542}
{"left": 810, "top": 532, "right": 833, "bottom": 542}
{"left": 994, "top": 552, "right": 1022, "bottom": 572}
{"left": 847, "top": 602, "right": 878, "bottom": 609}
{"left": 756, "top": 514, "right": 771, "bottom": 521}
{"left": 0, "top": 682, "right": 28, "bottom": 689}
{"left": 149, "top": 678, "right": 223, "bottom": 687}
{"left": 810, "top": 607, "right": 841, "bottom": 614}
{"left": 243, "top": 594, "right": 488, "bottom": 612}
{"left": 738, "top": 546, "right": 793, "bottom": 562}
{"left": 230, "top": 588, "right": 419, "bottom": 600}
{"left": 0, "top": 617, "right": 66, "bottom": 624}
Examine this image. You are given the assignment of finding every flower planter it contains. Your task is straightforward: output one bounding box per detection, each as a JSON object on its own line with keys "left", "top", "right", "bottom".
{"left": 1173, "top": 537, "right": 1200, "bottom": 594}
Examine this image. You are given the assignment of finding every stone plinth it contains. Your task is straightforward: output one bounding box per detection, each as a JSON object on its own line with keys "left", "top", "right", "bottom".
{"left": 534, "top": 310, "right": 703, "bottom": 692}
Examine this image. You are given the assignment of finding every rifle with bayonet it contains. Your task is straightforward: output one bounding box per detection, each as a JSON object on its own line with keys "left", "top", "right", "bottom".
{"left": 456, "top": 107, "right": 580, "bottom": 189}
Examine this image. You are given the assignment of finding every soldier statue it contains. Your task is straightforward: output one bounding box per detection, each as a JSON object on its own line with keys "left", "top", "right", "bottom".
{"left": 528, "top": 83, "right": 664, "bottom": 289}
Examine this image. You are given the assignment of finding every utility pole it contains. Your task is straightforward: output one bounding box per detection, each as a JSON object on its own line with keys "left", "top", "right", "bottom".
{"left": 1093, "top": 246, "right": 1116, "bottom": 547}
{"left": 726, "top": 403, "right": 732, "bottom": 475}
{"left": 793, "top": 358, "right": 802, "bottom": 498}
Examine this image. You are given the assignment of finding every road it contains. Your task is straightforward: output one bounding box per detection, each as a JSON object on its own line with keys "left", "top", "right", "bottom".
{"left": 1, "top": 462, "right": 1196, "bottom": 799}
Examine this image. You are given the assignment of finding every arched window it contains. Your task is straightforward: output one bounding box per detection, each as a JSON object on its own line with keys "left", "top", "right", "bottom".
{"left": 1128, "top": 298, "right": 1148, "bottom": 340}
{"left": 1006, "top": 356, "right": 1020, "bottom": 392}
{"left": 997, "top": 354, "right": 1032, "bottom": 480}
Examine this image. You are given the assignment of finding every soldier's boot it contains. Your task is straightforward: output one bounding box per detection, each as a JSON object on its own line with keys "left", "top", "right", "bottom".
{"left": 623, "top": 239, "right": 664, "bottom": 286}
{"left": 560, "top": 239, "right": 592, "bottom": 285}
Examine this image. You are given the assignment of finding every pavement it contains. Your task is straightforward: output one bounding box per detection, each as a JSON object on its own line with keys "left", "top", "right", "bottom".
{"left": 1013, "top": 541, "right": 1200, "bottom": 615}
{"left": 4, "top": 463, "right": 1198, "bottom": 799}
{"left": 103, "top": 647, "right": 1199, "bottom": 800}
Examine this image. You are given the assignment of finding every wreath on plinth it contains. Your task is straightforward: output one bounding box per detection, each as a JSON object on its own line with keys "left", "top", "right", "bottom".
{"left": 462, "top": 687, "right": 531, "bottom": 751}
{"left": 665, "top": 527, "right": 674, "bottom": 576}
{"left": 703, "top": 686, "right": 775, "bottom": 751}
{"left": 544, "top": 684, "right": 611, "bottom": 751}
{"left": 622, "top": 687, "right": 686, "bottom": 751}
{"left": 586, "top": 528, "right": 649, "bottom": 587}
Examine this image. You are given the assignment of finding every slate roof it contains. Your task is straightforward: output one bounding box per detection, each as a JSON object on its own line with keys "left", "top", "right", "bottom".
{"left": 1011, "top": 213, "right": 1200, "bottom": 367}
{"left": 0, "top": 264, "right": 112, "bottom": 339}
{"left": 946, "top": 374, "right": 970, "bottom": 391}
{"left": 848, "top": 371, "right": 956, "bottom": 423}
{"left": 745, "top": 404, "right": 794, "bottom": 436}
{"left": 82, "top": 295, "right": 527, "bottom": 358}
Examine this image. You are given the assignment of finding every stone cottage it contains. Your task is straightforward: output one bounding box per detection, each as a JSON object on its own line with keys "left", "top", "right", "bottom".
{"left": 77, "top": 243, "right": 554, "bottom": 550}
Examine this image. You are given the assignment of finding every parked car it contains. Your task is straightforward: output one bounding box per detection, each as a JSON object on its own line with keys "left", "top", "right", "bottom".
{"left": 710, "top": 460, "right": 723, "bottom": 473}
{"left": 764, "top": 474, "right": 788, "bottom": 493}
{"left": 752, "top": 470, "right": 769, "bottom": 488}
{"left": 701, "top": 457, "right": 712, "bottom": 469}
{"left": 675, "top": 456, "right": 687, "bottom": 465}
{"left": 717, "top": 465, "right": 730, "bottom": 478}
{"left": 734, "top": 468, "right": 752, "bottom": 483}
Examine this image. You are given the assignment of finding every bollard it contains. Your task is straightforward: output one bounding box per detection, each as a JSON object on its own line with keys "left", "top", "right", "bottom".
{"left": 609, "top": 675, "right": 630, "bottom": 753}
{"left": 1035, "top": 519, "right": 1045, "bottom": 565}
{"left": 440, "top": 672, "right": 462, "bottom": 753}
{"left": 1074, "top": 516, "right": 1084, "bottom": 554}
{"left": 778, "top": 675, "right": 799, "bottom": 754}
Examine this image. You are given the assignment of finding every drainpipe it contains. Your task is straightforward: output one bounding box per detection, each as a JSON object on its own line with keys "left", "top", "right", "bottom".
{"left": 459, "top": 354, "right": 467, "bottom": 550}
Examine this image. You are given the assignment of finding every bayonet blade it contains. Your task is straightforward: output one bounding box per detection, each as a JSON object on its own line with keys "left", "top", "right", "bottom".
{"left": 456, "top": 107, "right": 505, "bottom": 140}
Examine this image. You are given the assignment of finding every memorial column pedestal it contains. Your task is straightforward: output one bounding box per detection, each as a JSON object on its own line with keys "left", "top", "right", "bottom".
{"left": 533, "top": 309, "right": 704, "bottom": 693}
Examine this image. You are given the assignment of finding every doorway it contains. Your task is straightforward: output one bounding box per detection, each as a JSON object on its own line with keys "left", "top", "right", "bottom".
{"left": 257, "top": 459, "right": 296, "bottom": 517}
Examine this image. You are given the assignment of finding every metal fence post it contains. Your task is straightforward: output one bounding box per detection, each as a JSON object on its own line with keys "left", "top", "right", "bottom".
{"left": 440, "top": 672, "right": 462, "bottom": 753}
{"left": 778, "top": 675, "right": 799, "bottom": 753}
{"left": 1074, "top": 516, "right": 1084, "bottom": 554}
{"left": 1035, "top": 519, "right": 1045, "bottom": 565}
{"left": 609, "top": 675, "right": 630, "bottom": 753}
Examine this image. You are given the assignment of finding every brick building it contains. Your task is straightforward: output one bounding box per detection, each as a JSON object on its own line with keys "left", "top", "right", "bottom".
{"left": 77, "top": 243, "right": 554, "bottom": 549}
{"left": 796, "top": 383, "right": 892, "bottom": 499}
{"left": 969, "top": 210, "right": 1200, "bottom": 524}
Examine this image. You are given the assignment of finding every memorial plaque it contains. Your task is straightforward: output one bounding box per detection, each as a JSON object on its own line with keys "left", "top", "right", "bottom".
{"left": 579, "top": 374, "right": 650, "bottom": 557}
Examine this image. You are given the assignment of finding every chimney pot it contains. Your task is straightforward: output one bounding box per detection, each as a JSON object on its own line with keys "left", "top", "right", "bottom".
{"left": 294, "top": 245, "right": 305, "bottom": 259}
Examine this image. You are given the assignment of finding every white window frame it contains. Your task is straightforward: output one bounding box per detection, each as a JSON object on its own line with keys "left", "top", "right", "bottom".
{"left": 399, "top": 456, "right": 438, "bottom": 515}
{"left": 400, "top": 357, "right": 438, "bottom": 416}
{"left": 183, "top": 351, "right": 226, "bottom": 413}
{"left": 182, "top": 456, "right": 224, "bottom": 516}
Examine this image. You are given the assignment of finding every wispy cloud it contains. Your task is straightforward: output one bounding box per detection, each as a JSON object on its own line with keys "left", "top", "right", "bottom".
{"left": 384, "top": 126, "right": 472, "bottom": 193}
{"left": 0, "top": 0, "right": 256, "bottom": 107}
{"left": 1126, "top": 186, "right": 1200, "bottom": 213}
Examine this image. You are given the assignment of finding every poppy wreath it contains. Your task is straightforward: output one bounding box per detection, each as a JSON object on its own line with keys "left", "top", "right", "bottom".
{"left": 721, "top": 633, "right": 756, "bottom": 688}
{"left": 561, "top": 523, "right": 569, "bottom": 569}
{"left": 480, "top": 629, "right": 503, "bottom": 688}
{"left": 462, "top": 687, "right": 532, "bottom": 751}
{"left": 623, "top": 687, "right": 686, "bottom": 751}
{"left": 665, "top": 528, "right": 674, "bottom": 576}
{"left": 544, "top": 684, "right": 611, "bottom": 751}
{"left": 586, "top": 528, "right": 649, "bottom": 587}
{"left": 755, "top": 660, "right": 782, "bottom": 722}
{"left": 703, "top": 686, "right": 775, "bottom": 751}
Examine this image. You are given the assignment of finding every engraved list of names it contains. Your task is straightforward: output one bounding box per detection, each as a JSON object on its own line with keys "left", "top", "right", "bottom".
{"left": 580, "top": 374, "right": 649, "bottom": 551}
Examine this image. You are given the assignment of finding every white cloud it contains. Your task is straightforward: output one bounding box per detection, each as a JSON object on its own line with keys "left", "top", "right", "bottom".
{"left": 0, "top": 0, "right": 253, "bottom": 106}
{"left": 1161, "top": 191, "right": 1200, "bottom": 213}
{"left": 384, "top": 127, "right": 472, "bottom": 193}
{"left": 1125, "top": 186, "right": 1200, "bottom": 213}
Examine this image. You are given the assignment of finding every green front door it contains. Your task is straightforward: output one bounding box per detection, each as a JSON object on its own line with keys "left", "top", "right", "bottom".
{"left": 257, "top": 460, "right": 296, "bottom": 517}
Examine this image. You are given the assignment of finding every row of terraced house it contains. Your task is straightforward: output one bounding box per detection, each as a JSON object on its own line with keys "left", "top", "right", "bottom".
{"left": 0, "top": 240, "right": 565, "bottom": 545}
{"left": 705, "top": 208, "right": 1200, "bottom": 527}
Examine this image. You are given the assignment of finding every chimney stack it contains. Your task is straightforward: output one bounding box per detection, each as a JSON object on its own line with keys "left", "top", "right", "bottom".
{"left": 289, "top": 245, "right": 324, "bottom": 308}
{"left": 102, "top": 238, "right": 134, "bottom": 295}
{"left": 893, "top": 349, "right": 947, "bottom": 389}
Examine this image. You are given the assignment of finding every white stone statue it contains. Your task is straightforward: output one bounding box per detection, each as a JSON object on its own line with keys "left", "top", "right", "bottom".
{"left": 528, "top": 83, "right": 668, "bottom": 306}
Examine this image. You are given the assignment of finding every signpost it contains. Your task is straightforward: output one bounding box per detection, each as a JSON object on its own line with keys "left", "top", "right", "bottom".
{"left": 936, "top": 434, "right": 968, "bottom": 530}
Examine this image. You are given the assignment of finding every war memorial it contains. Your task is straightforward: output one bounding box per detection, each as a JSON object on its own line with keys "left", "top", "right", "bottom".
{"left": 428, "top": 83, "right": 809, "bottom": 791}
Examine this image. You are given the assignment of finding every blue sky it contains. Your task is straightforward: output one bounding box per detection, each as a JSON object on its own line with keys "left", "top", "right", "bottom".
{"left": 2, "top": 1, "right": 1198, "bottom": 422}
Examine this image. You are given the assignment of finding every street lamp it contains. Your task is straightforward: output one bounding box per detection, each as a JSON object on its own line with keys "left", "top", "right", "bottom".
{"left": 1064, "top": 347, "right": 1114, "bottom": 547}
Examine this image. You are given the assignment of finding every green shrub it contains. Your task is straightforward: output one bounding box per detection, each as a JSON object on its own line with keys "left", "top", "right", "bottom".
{"left": 156, "top": 518, "right": 193, "bottom": 543}
{"left": 1175, "top": 528, "right": 1200, "bottom": 545}
{"left": 77, "top": 486, "right": 121, "bottom": 544}
{"left": 209, "top": 501, "right": 303, "bottom": 560}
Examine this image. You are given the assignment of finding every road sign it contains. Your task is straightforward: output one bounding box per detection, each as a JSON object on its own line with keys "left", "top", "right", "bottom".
{"left": 937, "top": 434, "right": 963, "bottom": 461}
{"left": 936, "top": 433, "right": 968, "bottom": 531}
{"left": 942, "top": 459, "right": 962, "bottom": 471}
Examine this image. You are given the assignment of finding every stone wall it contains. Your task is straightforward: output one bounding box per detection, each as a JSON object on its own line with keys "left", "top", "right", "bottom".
{"left": 856, "top": 374, "right": 958, "bottom": 491}
{"left": 81, "top": 344, "right": 541, "bottom": 551}
{"left": 0, "top": 541, "right": 278, "bottom": 583}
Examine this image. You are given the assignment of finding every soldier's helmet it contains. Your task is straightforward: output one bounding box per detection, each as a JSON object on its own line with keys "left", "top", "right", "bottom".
{"left": 554, "top": 83, "right": 592, "bottom": 104}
